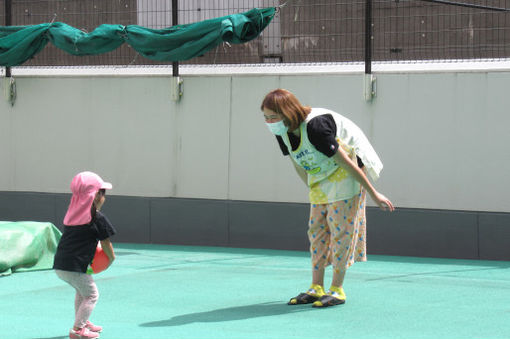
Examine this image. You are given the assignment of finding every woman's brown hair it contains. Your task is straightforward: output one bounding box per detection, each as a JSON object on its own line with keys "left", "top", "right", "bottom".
{"left": 261, "top": 89, "right": 311, "bottom": 131}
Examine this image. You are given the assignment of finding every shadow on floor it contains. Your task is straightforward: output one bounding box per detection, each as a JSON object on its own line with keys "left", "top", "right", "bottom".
{"left": 140, "top": 301, "right": 314, "bottom": 327}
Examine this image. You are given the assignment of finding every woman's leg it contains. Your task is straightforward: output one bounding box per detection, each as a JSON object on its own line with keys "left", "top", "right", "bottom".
{"left": 331, "top": 270, "right": 347, "bottom": 288}
{"left": 312, "top": 268, "right": 325, "bottom": 287}
{"left": 288, "top": 203, "right": 329, "bottom": 304}
{"left": 308, "top": 203, "right": 331, "bottom": 287}
{"left": 329, "top": 189, "right": 367, "bottom": 289}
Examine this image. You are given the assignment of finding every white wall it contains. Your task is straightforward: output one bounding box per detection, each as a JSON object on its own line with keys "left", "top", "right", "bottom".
{"left": 1, "top": 65, "right": 509, "bottom": 213}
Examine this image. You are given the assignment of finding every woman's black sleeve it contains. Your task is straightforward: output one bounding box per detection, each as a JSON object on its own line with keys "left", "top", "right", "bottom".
{"left": 307, "top": 114, "right": 338, "bottom": 157}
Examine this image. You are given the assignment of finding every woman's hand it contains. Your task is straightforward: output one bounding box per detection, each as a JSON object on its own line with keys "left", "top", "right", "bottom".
{"left": 333, "top": 147, "right": 395, "bottom": 212}
{"left": 372, "top": 192, "right": 395, "bottom": 212}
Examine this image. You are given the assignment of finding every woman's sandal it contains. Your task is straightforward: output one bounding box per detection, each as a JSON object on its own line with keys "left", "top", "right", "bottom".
{"left": 288, "top": 292, "right": 319, "bottom": 305}
{"left": 312, "top": 294, "right": 345, "bottom": 308}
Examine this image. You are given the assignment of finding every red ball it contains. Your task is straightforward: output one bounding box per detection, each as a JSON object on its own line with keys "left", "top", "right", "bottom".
{"left": 91, "top": 244, "right": 110, "bottom": 274}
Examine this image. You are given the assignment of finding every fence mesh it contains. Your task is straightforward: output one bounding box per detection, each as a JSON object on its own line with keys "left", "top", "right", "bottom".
{"left": 373, "top": 0, "right": 510, "bottom": 61}
{"left": 1, "top": 0, "right": 509, "bottom": 66}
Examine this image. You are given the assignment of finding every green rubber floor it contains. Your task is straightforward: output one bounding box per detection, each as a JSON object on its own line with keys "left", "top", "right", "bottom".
{"left": 2, "top": 243, "right": 510, "bottom": 339}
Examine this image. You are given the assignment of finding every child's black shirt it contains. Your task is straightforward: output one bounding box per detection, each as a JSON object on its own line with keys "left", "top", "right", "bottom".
{"left": 53, "top": 211, "right": 116, "bottom": 273}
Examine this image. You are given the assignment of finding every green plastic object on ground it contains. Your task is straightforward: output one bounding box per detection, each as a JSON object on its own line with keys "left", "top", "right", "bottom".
{"left": 0, "top": 221, "right": 62, "bottom": 276}
{"left": 0, "top": 7, "right": 276, "bottom": 67}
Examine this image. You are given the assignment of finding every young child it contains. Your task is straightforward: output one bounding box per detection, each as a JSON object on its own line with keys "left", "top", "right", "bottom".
{"left": 261, "top": 89, "right": 394, "bottom": 308}
{"left": 53, "top": 171, "right": 116, "bottom": 339}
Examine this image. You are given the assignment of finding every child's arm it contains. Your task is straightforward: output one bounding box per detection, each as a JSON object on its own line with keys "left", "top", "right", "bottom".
{"left": 332, "top": 147, "right": 394, "bottom": 212}
{"left": 100, "top": 238, "right": 116, "bottom": 266}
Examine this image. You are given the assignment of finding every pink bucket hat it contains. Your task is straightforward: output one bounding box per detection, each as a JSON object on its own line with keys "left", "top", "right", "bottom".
{"left": 63, "top": 171, "right": 112, "bottom": 226}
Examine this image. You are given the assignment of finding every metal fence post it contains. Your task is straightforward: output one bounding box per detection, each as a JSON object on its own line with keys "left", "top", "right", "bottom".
{"left": 4, "top": 0, "right": 16, "bottom": 106}
{"left": 364, "top": 0, "right": 376, "bottom": 101}
{"left": 170, "top": 0, "right": 183, "bottom": 101}
{"left": 5, "top": 0, "right": 12, "bottom": 78}
{"left": 172, "top": 0, "right": 179, "bottom": 77}
{"left": 364, "top": 0, "right": 372, "bottom": 75}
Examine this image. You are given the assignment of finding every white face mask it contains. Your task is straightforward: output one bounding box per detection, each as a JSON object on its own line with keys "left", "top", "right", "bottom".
{"left": 265, "top": 120, "right": 288, "bottom": 136}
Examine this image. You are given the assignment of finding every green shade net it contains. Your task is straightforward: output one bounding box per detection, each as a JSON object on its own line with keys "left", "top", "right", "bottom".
{"left": 0, "top": 7, "right": 276, "bottom": 67}
{"left": 0, "top": 222, "right": 62, "bottom": 276}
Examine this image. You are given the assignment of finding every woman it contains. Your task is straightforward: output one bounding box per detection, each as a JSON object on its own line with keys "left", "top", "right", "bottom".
{"left": 261, "top": 89, "right": 394, "bottom": 308}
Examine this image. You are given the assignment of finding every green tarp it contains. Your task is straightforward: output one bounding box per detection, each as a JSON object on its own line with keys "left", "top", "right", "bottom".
{"left": 0, "top": 221, "right": 61, "bottom": 276}
{"left": 0, "top": 7, "right": 276, "bottom": 67}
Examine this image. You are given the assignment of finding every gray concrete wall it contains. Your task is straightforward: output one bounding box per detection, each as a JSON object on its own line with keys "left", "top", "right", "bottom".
{"left": 2, "top": 67, "right": 509, "bottom": 212}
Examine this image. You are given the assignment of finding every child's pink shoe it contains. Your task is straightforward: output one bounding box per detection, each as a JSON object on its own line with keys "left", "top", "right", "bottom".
{"left": 86, "top": 321, "right": 103, "bottom": 333}
{"left": 69, "top": 327, "right": 100, "bottom": 339}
